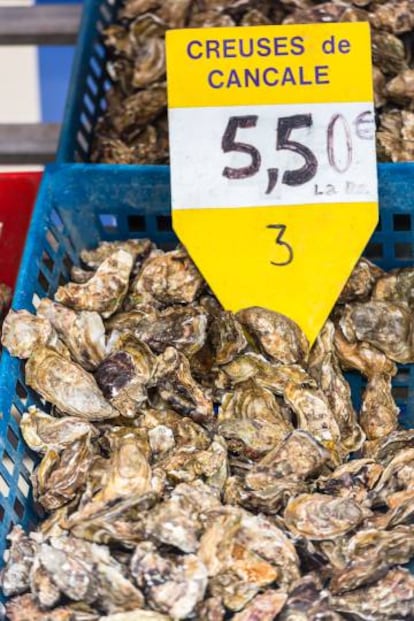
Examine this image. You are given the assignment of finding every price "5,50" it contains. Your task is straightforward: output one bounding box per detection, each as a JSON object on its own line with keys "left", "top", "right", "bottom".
{"left": 221, "top": 111, "right": 374, "bottom": 195}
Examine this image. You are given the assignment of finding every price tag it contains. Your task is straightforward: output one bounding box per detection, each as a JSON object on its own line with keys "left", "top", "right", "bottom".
{"left": 166, "top": 22, "right": 378, "bottom": 344}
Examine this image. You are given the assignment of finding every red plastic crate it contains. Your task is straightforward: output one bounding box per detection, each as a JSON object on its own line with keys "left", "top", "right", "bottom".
{"left": 0, "top": 172, "right": 42, "bottom": 289}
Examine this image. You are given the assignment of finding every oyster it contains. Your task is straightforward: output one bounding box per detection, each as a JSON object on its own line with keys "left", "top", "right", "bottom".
{"left": 1, "top": 309, "right": 60, "bottom": 359}
{"left": 339, "top": 301, "right": 414, "bottom": 364}
{"left": 338, "top": 259, "right": 384, "bottom": 304}
{"left": 37, "top": 299, "right": 106, "bottom": 370}
{"left": 373, "top": 266, "right": 414, "bottom": 309}
{"left": 26, "top": 346, "right": 118, "bottom": 420}
{"left": 33, "top": 436, "right": 96, "bottom": 510}
{"left": 309, "top": 320, "right": 364, "bottom": 452}
{"left": 131, "top": 543, "right": 207, "bottom": 619}
{"left": 330, "top": 526, "right": 414, "bottom": 594}
{"left": 284, "top": 494, "right": 365, "bottom": 540}
{"left": 360, "top": 374, "right": 400, "bottom": 440}
{"left": 334, "top": 327, "right": 397, "bottom": 378}
{"left": 153, "top": 346, "right": 214, "bottom": 425}
{"left": 363, "top": 429, "right": 414, "bottom": 464}
{"left": 221, "top": 352, "right": 314, "bottom": 394}
{"left": 232, "top": 589, "right": 288, "bottom": 620}
{"left": 370, "top": 448, "right": 414, "bottom": 506}
{"left": 219, "top": 379, "right": 290, "bottom": 426}
{"left": 331, "top": 567, "right": 414, "bottom": 619}
{"left": 1, "top": 526, "right": 36, "bottom": 597}
{"left": 128, "top": 247, "right": 204, "bottom": 306}
{"left": 252, "top": 429, "right": 329, "bottom": 480}
{"left": 279, "top": 573, "right": 340, "bottom": 621}
{"left": 68, "top": 428, "right": 153, "bottom": 523}
{"left": 284, "top": 382, "right": 341, "bottom": 453}
{"left": 236, "top": 307, "right": 309, "bottom": 364}
{"left": 95, "top": 334, "right": 155, "bottom": 417}
{"left": 316, "top": 459, "right": 383, "bottom": 503}
{"left": 134, "top": 305, "right": 208, "bottom": 355}
{"left": 80, "top": 240, "right": 153, "bottom": 271}
{"left": 209, "top": 310, "right": 248, "bottom": 365}
{"left": 55, "top": 249, "right": 133, "bottom": 318}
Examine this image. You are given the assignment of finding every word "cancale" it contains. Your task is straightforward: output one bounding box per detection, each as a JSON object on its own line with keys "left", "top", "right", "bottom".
{"left": 208, "top": 65, "right": 330, "bottom": 89}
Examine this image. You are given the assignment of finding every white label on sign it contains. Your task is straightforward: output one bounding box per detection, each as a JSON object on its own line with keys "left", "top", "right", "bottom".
{"left": 169, "top": 102, "right": 377, "bottom": 210}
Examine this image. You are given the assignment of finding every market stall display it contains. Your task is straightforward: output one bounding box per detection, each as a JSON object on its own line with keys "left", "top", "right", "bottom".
{"left": 0, "top": 165, "right": 413, "bottom": 619}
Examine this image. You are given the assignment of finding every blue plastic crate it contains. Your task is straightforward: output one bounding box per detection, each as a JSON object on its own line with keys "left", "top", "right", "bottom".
{"left": 0, "top": 163, "right": 174, "bottom": 556}
{"left": 1, "top": 162, "right": 414, "bottom": 575}
{"left": 57, "top": 0, "right": 121, "bottom": 162}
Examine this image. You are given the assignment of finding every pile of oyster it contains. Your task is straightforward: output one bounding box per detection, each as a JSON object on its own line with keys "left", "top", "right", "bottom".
{"left": 92, "top": 0, "right": 414, "bottom": 164}
{"left": 1, "top": 239, "right": 414, "bottom": 620}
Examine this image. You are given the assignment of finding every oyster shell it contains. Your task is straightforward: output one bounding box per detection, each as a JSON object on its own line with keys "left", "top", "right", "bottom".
{"left": 33, "top": 436, "right": 96, "bottom": 510}
{"left": 309, "top": 320, "right": 364, "bottom": 452}
{"left": 339, "top": 301, "right": 414, "bottom": 364}
{"left": 284, "top": 382, "right": 341, "bottom": 453}
{"left": 236, "top": 307, "right": 309, "bottom": 364}
{"left": 334, "top": 327, "right": 397, "bottom": 378}
{"left": 221, "top": 352, "right": 314, "bottom": 394}
{"left": 360, "top": 374, "right": 400, "bottom": 440}
{"left": 316, "top": 459, "right": 383, "bottom": 503}
{"left": 370, "top": 448, "right": 414, "bottom": 506}
{"left": 284, "top": 494, "right": 365, "bottom": 540}
{"left": 153, "top": 346, "right": 214, "bottom": 425}
{"left": 232, "top": 589, "right": 288, "bottom": 620}
{"left": 330, "top": 525, "right": 414, "bottom": 594}
{"left": 134, "top": 305, "right": 208, "bottom": 355}
{"left": 37, "top": 299, "right": 106, "bottom": 370}
{"left": 373, "top": 266, "right": 414, "bottom": 309}
{"left": 95, "top": 334, "right": 155, "bottom": 417}
{"left": 331, "top": 567, "right": 414, "bottom": 619}
{"left": 131, "top": 543, "right": 207, "bottom": 619}
{"left": 128, "top": 247, "right": 204, "bottom": 306}
{"left": 21, "top": 406, "right": 97, "bottom": 454}
{"left": 338, "top": 259, "right": 384, "bottom": 304}
{"left": 1, "top": 309, "right": 61, "bottom": 359}
{"left": 55, "top": 250, "right": 133, "bottom": 318}
{"left": 1, "top": 526, "right": 36, "bottom": 597}
{"left": 26, "top": 346, "right": 118, "bottom": 420}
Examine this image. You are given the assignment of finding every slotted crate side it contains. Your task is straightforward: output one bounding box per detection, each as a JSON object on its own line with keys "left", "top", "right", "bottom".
{"left": 57, "top": 0, "right": 121, "bottom": 163}
{"left": 1, "top": 162, "right": 414, "bottom": 567}
{"left": 0, "top": 164, "right": 174, "bottom": 557}
{"left": 347, "top": 163, "right": 414, "bottom": 426}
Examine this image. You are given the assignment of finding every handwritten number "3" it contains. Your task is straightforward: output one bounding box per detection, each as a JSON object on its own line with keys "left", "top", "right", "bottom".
{"left": 267, "top": 224, "right": 294, "bottom": 267}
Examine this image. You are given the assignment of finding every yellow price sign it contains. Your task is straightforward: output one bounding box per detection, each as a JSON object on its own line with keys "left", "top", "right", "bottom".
{"left": 166, "top": 22, "right": 378, "bottom": 344}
